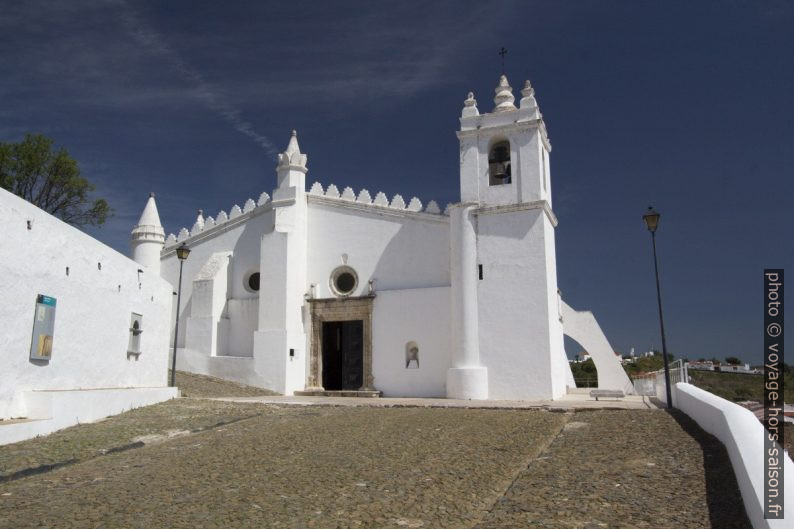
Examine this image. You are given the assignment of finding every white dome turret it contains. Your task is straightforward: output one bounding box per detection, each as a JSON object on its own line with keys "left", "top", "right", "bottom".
{"left": 131, "top": 192, "right": 165, "bottom": 274}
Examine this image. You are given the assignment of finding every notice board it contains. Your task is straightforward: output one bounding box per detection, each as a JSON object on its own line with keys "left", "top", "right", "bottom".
{"left": 30, "top": 294, "right": 56, "bottom": 361}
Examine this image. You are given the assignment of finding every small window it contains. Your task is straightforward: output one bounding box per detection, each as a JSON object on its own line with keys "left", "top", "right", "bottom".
{"left": 243, "top": 270, "right": 260, "bottom": 293}
{"left": 248, "top": 272, "right": 260, "bottom": 291}
{"left": 330, "top": 266, "right": 358, "bottom": 297}
{"left": 128, "top": 313, "right": 143, "bottom": 356}
{"left": 488, "top": 140, "right": 512, "bottom": 185}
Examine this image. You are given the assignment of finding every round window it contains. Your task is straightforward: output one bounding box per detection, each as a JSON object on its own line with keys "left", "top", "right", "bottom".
{"left": 244, "top": 271, "right": 260, "bottom": 293}
{"left": 330, "top": 266, "right": 358, "bottom": 297}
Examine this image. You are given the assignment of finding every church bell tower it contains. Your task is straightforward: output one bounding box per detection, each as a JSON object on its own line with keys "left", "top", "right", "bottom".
{"left": 457, "top": 76, "right": 552, "bottom": 208}
{"left": 449, "top": 75, "right": 568, "bottom": 401}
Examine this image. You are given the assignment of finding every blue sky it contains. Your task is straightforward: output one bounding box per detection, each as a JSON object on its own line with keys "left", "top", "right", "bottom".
{"left": 2, "top": 1, "right": 791, "bottom": 364}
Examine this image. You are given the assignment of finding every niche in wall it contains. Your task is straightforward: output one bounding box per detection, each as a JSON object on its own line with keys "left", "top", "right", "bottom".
{"left": 405, "top": 341, "right": 419, "bottom": 369}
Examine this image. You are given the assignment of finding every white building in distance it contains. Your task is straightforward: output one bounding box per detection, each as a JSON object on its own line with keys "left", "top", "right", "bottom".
{"left": 133, "top": 75, "right": 633, "bottom": 400}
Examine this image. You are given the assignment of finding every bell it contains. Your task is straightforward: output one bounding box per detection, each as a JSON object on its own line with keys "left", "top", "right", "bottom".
{"left": 490, "top": 145, "right": 510, "bottom": 163}
{"left": 490, "top": 161, "right": 511, "bottom": 181}
{"left": 491, "top": 162, "right": 508, "bottom": 180}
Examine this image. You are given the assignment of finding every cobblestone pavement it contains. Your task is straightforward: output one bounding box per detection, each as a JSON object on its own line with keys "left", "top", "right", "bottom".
{"left": 0, "top": 403, "right": 751, "bottom": 529}
{"left": 172, "top": 370, "right": 280, "bottom": 398}
{"left": 0, "top": 399, "right": 265, "bottom": 482}
{"left": 475, "top": 409, "right": 751, "bottom": 529}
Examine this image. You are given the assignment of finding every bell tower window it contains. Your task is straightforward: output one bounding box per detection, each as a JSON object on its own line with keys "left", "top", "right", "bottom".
{"left": 488, "top": 141, "right": 512, "bottom": 185}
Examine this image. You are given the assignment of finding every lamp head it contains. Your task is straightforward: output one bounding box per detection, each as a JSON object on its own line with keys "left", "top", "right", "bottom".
{"left": 176, "top": 242, "right": 191, "bottom": 261}
{"left": 643, "top": 206, "right": 660, "bottom": 233}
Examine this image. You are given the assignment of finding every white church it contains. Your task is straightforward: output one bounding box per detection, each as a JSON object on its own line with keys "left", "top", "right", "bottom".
{"left": 131, "top": 75, "right": 632, "bottom": 400}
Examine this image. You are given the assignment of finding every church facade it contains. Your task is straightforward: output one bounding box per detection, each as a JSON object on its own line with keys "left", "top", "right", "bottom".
{"left": 132, "top": 75, "right": 629, "bottom": 400}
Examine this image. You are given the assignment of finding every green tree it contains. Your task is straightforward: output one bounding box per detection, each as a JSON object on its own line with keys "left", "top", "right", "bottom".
{"left": 725, "top": 357, "right": 742, "bottom": 365}
{"left": 0, "top": 134, "right": 111, "bottom": 226}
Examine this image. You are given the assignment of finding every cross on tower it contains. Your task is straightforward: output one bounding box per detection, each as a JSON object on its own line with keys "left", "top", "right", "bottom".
{"left": 499, "top": 47, "right": 508, "bottom": 73}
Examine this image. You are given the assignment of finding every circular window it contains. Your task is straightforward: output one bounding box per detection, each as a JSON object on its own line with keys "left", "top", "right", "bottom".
{"left": 244, "top": 271, "right": 260, "bottom": 293}
{"left": 330, "top": 266, "right": 358, "bottom": 297}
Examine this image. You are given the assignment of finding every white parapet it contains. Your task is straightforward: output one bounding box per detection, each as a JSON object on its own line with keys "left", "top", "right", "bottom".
{"left": 675, "top": 383, "right": 793, "bottom": 529}
{"left": 1, "top": 387, "right": 177, "bottom": 446}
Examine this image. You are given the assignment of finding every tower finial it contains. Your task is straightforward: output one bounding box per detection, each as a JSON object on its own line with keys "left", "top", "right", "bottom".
{"left": 498, "top": 47, "right": 508, "bottom": 74}
{"left": 493, "top": 75, "right": 516, "bottom": 113}
{"left": 461, "top": 91, "right": 479, "bottom": 118}
{"left": 277, "top": 129, "right": 308, "bottom": 172}
{"left": 519, "top": 79, "right": 539, "bottom": 112}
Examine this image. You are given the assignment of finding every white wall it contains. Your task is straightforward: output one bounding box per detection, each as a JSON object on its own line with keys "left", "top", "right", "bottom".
{"left": 372, "top": 287, "right": 450, "bottom": 397}
{"left": 477, "top": 207, "right": 565, "bottom": 400}
{"left": 560, "top": 300, "right": 634, "bottom": 394}
{"left": 676, "top": 383, "right": 793, "bottom": 529}
{"left": 306, "top": 202, "right": 450, "bottom": 298}
{"left": 0, "top": 188, "right": 174, "bottom": 420}
{"left": 161, "top": 209, "right": 269, "bottom": 350}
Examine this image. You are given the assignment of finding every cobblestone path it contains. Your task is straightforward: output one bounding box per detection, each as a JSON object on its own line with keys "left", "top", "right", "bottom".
{"left": 0, "top": 402, "right": 750, "bottom": 528}
{"left": 475, "top": 409, "right": 751, "bottom": 529}
{"left": 171, "top": 370, "right": 280, "bottom": 398}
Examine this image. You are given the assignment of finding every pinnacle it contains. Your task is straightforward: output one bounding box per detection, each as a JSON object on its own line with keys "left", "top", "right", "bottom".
{"left": 493, "top": 75, "right": 516, "bottom": 113}
{"left": 285, "top": 129, "right": 301, "bottom": 156}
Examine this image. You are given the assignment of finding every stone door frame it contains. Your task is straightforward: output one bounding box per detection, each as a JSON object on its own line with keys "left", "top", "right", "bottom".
{"left": 306, "top": 295, "right": 375, "bottom": 391}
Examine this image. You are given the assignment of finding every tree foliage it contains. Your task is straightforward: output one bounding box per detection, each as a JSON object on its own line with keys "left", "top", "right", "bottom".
{"left": 0, "top": 134, "right": 111, "bottom": 226}
{"left": 725, "top": 356, "right": 742, "bottom": 365}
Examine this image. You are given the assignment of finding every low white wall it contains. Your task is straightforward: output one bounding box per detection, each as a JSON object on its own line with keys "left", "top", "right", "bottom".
{"left": 175, "top": 348, "right": 263, "bottom": 389}
{"left": 1, "top": 387, "right": 177, "bottom": 446}
{"left": 372, "top": 287, "right": 450, "bottom": 397}
{"left": 676, "top": 383, "right": 793, "bottom": 529}
{"left": 0, "top": 188, "right": 174, "bottom": 420}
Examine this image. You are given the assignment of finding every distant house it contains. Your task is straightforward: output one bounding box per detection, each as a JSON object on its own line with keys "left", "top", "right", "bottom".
{"left": 687, "top": 361, "right": 717, "bottom": 372}
{"left": 718, "top": 363, "right": 760, "bottom": 375}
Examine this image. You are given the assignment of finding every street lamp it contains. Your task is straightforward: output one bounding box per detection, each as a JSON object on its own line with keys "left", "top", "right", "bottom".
{"left": 170, "top": 243, "right": 191, "bottom": 388}
{"left": 643, "top": 206, "right": 673, "bottom": 409}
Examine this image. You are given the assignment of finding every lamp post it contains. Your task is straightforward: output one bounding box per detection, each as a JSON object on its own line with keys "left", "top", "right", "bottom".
{"left": 170, "top": 243, "right": 191, "bottom": 388}
{"left": 643, "top": 207, "right": 673, "bottom": 409}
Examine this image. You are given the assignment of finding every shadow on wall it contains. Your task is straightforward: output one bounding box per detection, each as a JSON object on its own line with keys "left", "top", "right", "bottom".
{"left": 231, "top": 215, "right": 270, "bottom": 300}
{"left": 668, "top": 410, "right": 753, "bottom": 528}
{"left": 474, "top": 207, "right": 539, "bottom": 242}
{"left": 372, "top": 220, "right": 450, "bottom": 291}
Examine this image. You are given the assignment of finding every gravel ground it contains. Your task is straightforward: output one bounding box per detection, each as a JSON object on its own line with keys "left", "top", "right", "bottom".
{"left": 0, "top": 403, "right": 752, "bottom": 528}
{"left": 172, "top": 370, "right": 280, "bottom": 398}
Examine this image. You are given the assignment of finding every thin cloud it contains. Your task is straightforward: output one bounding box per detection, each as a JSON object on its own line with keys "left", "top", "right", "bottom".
{"left": 114, "top": 1, "right": 279, "bottom": 158}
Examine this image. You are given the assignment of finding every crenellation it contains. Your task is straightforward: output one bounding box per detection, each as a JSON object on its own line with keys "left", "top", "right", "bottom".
{"left": 243, "top": 198, "right": 256, "bottom": 213}
{"left": 177, "top": 227, "right": 190, "bottom": 241}
{"left": 216, "top": 210, "right": 229, "bottom": 224}
{"left": 357, "top": 189, "right": 372, "bottom": 204}
{"left": 229, "top": 204, "right": 242, "bottom": 219}
{"left": 390, "top": 194, "right": 406, "bottom": 209}
{"left": 258, "top": 192, "right": 271, "bottom": 205}
{"left": 325, "top": 184, "right": 340, "bottom": 198}
{"left": 373, "top": 192, "right": 389, "bottom": 206}
{"left": 309, "top": 182, "right": 324, "bottom": 195}
{"left": 341, "top": 186, "right": 356, "bottom": 201}
{"left": 407, "top": 197, "right": 422, "bottom": 212}
{"left": 425, "top": 200, "right": 441, "bottom": 214}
